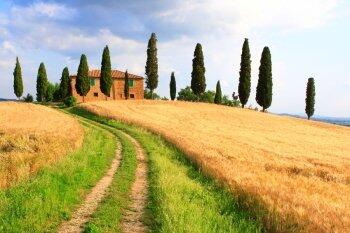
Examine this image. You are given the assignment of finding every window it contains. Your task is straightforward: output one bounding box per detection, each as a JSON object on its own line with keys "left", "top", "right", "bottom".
{"left": 94, "top": 92, "right": 98, "bottom": 97}
{"left": 130, "top": 94, "right": 135, "bottom": 99}
{"left": 128, "top": 79, "right": 134, "bottom": 87}
{"left": 90, "top": 78, "right": 95, "bottom": 86}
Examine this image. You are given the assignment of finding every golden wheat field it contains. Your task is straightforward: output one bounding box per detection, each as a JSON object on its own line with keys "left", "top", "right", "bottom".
{"left": 81, "top": 100, "right": 350, "bottom": 232}
{"left": 0, "top": 102, "right": 83, "bottom": 188}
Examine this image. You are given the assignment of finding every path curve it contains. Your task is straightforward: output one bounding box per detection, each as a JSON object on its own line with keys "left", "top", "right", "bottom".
{"left": 120, "top": 131, "right": 148, "bottom": 233}
{"left": 57, "top": 140, "right": 122, "bottom": 233}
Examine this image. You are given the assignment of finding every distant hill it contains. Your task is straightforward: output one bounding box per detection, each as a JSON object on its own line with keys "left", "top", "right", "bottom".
{"left": 280, "top": 113, "right": 350, "bottom": 126}
{"left": 0, "top": 98, "right": 17, "bottom": 102}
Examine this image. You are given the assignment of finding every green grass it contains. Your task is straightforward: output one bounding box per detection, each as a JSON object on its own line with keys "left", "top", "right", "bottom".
{"left": 78, "top": 118, "right": 138, "bottom": 233}
{"left": 70, "top": 107, "right": 263, "bottom": 233}
{"left": 0, "top": 121, "right": 116, "bottom": 232}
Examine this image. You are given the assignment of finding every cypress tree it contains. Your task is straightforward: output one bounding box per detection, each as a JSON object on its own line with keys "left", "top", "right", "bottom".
{"left": 145, "top": 33, "right": 158, "bottom": 99}
{"left": 75, "top": 54, "right": 90, "bottom": 102}
{"left": 305, "top": 77, "right": 316, "bottom": 120}
{"left": 170, "top": 72, "right": 176, "bottom": 101}
{"left": 214, "top": 80, "right": 222, "bottom": 104}
{"left": 124, "top": 70, "right": 129, "bottom": 100}
{"left": 191, "top": 43, "right": 206, "bottom": 98}
{"left": 100, "top": 45, "right": 112, "bottom": 99}
{"left": 13, "top": 57, "right": 23, "bottom": 100}
{"left": 59, "top": 67, "right": 70, "bottom": 99}
{"left": 238, "top": 38, "right": 251, "bottom": 108}
{"left": 256, "top": 47, "right": 273, "bottom": 112}
{"left": 36, "top": 62, "right": 48, "bottom": 102}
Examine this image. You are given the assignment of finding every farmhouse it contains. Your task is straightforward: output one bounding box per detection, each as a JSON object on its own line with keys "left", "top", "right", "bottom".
{"left": 70, "top": 69, "right": 144, "bottom": 102}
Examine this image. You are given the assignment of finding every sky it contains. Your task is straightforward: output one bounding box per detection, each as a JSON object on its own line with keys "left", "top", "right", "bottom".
{"left": 0, "top": 0, "right": 349, "bottom": 117}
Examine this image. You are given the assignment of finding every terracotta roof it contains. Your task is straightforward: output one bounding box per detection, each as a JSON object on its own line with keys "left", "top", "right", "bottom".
{"left": 70, "top": 69, "right": 143, "bottom": 79}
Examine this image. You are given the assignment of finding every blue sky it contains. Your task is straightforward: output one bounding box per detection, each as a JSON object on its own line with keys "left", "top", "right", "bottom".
{"left": 0, "top": 0, "right": 349, "bottom": 117}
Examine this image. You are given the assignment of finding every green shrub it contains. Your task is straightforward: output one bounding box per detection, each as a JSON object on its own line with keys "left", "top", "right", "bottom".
{"left": 144, "top": 89, "right": 160, "bottom": 100}
{"left": 177, "top": 86, "right": 197, "bottom": 101}
{"left": 222, "top": 95, "right": 241, "bottom": 107}
{"left": 63, "top": 96, "right": 77, "bottom": 107}
{"left": 23, "top": 93, "right": 33, "bottom": 103}
{"left": 200, "top": 90, "right": 215, "bottom": 103}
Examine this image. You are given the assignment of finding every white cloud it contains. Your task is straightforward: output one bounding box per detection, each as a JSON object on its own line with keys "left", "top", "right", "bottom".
{"left": 155, "top": 0, "right": 339, "bottom": 35}
{"left": 11, "top": 2, "right": 76, "bottom": 20}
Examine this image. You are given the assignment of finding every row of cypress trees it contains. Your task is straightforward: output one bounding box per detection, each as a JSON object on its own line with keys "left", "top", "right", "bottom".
{"left": 12, "top": 58, "right": 71, "bottom": 102}
{"left": 11, "top": 45, "right": 129, "bottom": 103}
{"left": 74, "top": 46, "right": 131, "bottom": 102}
{"left": 237, "top": 38, "right": 315, "bottom": 118}
{"left": 237, "top": 39, "right": 273, "bottom": 112}
{"left": 11, "top": 32, "right": 316, "bottom": 119}
{"left": 143, "top": 33, "right": 315, "bottom": 119}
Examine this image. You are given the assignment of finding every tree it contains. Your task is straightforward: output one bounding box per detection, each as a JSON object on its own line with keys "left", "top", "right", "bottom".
{"left": 238, "top": 38, "right": 251, "bottom": 108}
{"left": 53, "top": 83, "right": 61, "bottom": 102}
{"left": 305, "top": 77, "right": 316, "bottom": 120}
{"left": 214, "top": 80, "right": 222, "bottom": 104}
{"left": 256, "top": 47, "right": 273, "bottom": 112}
{"left": 177, "top": 86, "right": 197, "bottom": 101}
{"left": 46, "top": 82, "right": 55, "bottom": 102}
{"left": 200, "top": 90, "right": 215, "bottom": 103}
{"left": 13, "top": 57, "right": 23, "bottom": 100}
{"left": 124, "top": 70, "right": 129, "bottom": 99}
{"left": 36, "top": 62, "right": 48, "bottom": 102}
{"left": 145, "top": 33, "right": 158, "bottom": 99}
{"left": 23, "top": 93, "right": 33, "bottom": 103}
{"left": 191, "top": 43, "right": 206, "bottom": 98}
{"left": 100, "top": 45, "right": 112, "bottom": 99}
{"left": 59, "top": 67, "right": 71, "bottom": 100}
{"left": 75, "top": 54, "right": 90, "bottom": 102}
{"left": 170, "top": 72, "right": 176, "bottom": 100}
{"left": 144, "top": 89, "right": 160, "bottom": 99}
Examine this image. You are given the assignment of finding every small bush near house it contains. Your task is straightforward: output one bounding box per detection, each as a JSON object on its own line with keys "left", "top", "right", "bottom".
{"left": 177, "top": 86, "right": 197, "bottom": 101}
{"left": 144, "top": 89, "right": 161, "bottom": 100}
{"left": 161, "top": 96, "right": 169, "bottom": 100}
{"left": 46, "top": 82, "right": 61, "bottom": 102}
{"left": 222, "top": 95, "right": 240, "bottom": 107}
{"left": 23, "top": 93, "right": 33, "bottom": 102}
{"left": 64, "top": 96, "right": 77, "bottom": 107}
{"left": 200, "top": 90, "right": 215, "bottom": 103}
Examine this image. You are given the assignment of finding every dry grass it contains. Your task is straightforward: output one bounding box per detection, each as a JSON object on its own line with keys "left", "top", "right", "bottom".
{"left": 0, "top": 102, "right": 83, "bottom": 188}
{"left": 81, "top": 100, "right": 350, "bottom": 232}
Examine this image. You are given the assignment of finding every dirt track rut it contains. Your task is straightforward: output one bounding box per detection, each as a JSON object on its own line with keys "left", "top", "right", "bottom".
{"left": 120, "top": 131, "right": 148, "bottom": 233}
{"left": 57, "top": 140, "right": 122, "bottom": 233}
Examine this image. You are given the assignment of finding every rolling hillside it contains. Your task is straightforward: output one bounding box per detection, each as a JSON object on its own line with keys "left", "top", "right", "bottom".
{"left": 81, "top": 100, "right": 350, "bottom": 232}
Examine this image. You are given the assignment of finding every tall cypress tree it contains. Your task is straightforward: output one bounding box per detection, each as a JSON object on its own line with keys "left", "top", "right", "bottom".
{"left": 36, "top": 62, "right": 48, "bottom": 102}
{"left": 305, "top": 77, "right": 316, "bottom": 120}
{"left": 256, "top": 47, "right": 273, "bottom": 112}
{"left": 145, "top": 33, "right": 158, "bottom": 99}
{"left": 59, "top": 67, "right": 70, "bottom": 99}
{"left": 191, "top": 43, "right": 206, "bottom": 99}
{"left": 100, "top": 45, "right": 112, "bottom": 99}
{"left": 238, "top": 38, "right": 251, "bottom": 108}
{"left": 13, "top": 57, "right": 23, "bottom": 100}
{"left": 124, "top": 70, "right": 129, "bottom": 100}
{"left": 169, "top": 72, "right": 176, "bottom": 101}
{"left": 75, "top": 54, "right": 90, "bottom": 102}
{"left": 214, "top": 80, "right": 222, "bottom": 104}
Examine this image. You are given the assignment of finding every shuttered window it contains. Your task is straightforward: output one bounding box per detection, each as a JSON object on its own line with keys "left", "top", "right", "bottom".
{"left": 89, "top": 78, "right": 95, "bottom": 86}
